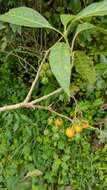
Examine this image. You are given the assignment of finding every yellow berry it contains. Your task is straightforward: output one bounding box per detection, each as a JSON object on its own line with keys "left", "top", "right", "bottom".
{"left": 54, "top": 118, "right": 63, "bottom": 127}
{"left": 73, "top": 124, "right": 83, "bottom": 133}
{"left": 66, "top": 127, "right": 75, "bottom": 138}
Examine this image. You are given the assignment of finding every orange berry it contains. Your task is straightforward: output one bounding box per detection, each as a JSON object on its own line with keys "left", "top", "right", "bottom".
{"left": 66, "top": 127, "right": 75, "bottom": 138}
{"left": 73, "top": 124, "right": 83, "bottom": 133}
{"left": 81, "top": 120, "right": 89, "bottom": 129}
{"left": 54, "top": 118, "right": 63, "bottom": 127}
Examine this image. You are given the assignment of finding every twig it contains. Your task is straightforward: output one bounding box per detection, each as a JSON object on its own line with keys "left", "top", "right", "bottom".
{"left": 71, "top": 95, "right": 78, "bottom": 119}
{"left": 31, "top": 105, "right": 73, "bottom": 123}
{"left": 24, "top": 50, "right": 49, "bottom": 103}
{"left": 30, "top": 87, "right": 63, "bottom": 104}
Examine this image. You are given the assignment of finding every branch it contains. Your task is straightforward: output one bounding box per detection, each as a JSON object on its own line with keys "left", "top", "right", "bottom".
{"left": 28, "top": 104, "right": 73, "bottom": 123}
{"left": 0, "top": 102, "right": 72, "bottom": 123}
{"left": 0, "top": 102, "right": 25, "bottom": 112}
{"left": 30, "top": 87, "right": 62, "bottom": 104}
{"left": 0, "top": 86, "right": 72, "bottom": 122}
{"left": 24, "top": 50, "right": 50, "bottom": 103}
{"left": 0, "top": 102, "right": 37, "bottom": 112}
{"left": 0, "top": 88, "right": 62, "bottom": 112}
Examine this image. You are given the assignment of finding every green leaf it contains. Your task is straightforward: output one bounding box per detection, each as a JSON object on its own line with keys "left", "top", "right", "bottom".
{"left": 72, "top": 23, "right": 107, "bottom": 51}
{"left": 77, "top": 0, "right": 107, "bottom": 19}
{"left": 71, "top": 23, "right": 95, "bottom": 51}
{"left": 75, "top": 22, "right": 95, "bottom": 35}
{"left": 74, "top": 51, "right": 96, "bottom": 85}
{"left": 49, "top": 42, "right": 71, "bottom": 95}
{"left": 60, "top": 14, "right": 76, "bottom": 28}
{"left": 0, "top": 7, "right": 53, "bottom": 29}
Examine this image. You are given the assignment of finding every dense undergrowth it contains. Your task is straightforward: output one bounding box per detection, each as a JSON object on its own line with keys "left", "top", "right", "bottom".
{"left": 0, "top": 0, "right": 107, "bottom": 190}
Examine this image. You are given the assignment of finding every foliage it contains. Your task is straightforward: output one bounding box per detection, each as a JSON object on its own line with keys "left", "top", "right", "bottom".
{"left": 74, "top": 51, "right": 96, "bottom": 85}
{"left": 0, "top": 0, "right": 107, "bottom": 94}
{"left": 0, "top": 0, "right": 107, "bottom": 190}
{"left": 0, "top": 110, "right": 107, "bottom": 190}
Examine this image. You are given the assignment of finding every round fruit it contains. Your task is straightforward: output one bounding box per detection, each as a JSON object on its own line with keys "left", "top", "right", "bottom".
{"left": 54, "top": 118, "right": 63, "bottom": 127}
{"left": 81, "top": 120, "right": 89, "bottom": 128}
{"left": 66, "top": 127, "right": 75, "bottom": 138}
{"left": 73, "top": 124, "right": 83, "bottom": 133}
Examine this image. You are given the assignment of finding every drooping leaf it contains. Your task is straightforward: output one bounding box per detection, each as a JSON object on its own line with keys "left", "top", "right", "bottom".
{"left": 77, "top": 0, "right": 107, "bottom": 19}
{"left": 49, "top": 42, "right": 71, "bottom": 95}
{"left": 74, "top": 51, "right": 96, "bottom": 85}
{"left": 0, "top": 7, "right": 53, "bottom": 29}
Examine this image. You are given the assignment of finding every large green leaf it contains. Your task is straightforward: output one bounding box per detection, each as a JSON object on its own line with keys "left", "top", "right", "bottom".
{"left": 74, "top": 51, "right": 96, "bottom": 85}
{"left": 77, "top": 0, "right": 107, "bottom": 19}
{"left": 49, "top": 42, "right": 71, "bottom": 95}
{"left": 0, "top": 7, "right": 53, "bottom": 29}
